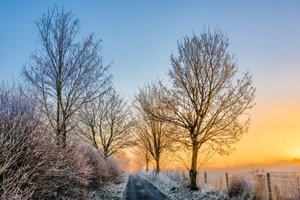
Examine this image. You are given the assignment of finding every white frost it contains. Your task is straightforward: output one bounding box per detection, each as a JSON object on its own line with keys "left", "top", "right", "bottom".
{"left": 90, "top": 173, "right": 129, "bottom": 200}
{"left": 139, "top": 170, "right": 251, "bottom": 200}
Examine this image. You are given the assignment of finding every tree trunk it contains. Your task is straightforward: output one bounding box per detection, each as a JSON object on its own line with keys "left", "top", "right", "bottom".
{"left": 103, "top": 148, "right": 108, "bottom": 160}
{"left": 56, "top": 130, "right": 66, "bottom": 149}
{"left": 91, "top": 127, "right": 98, "bottom": 149}
{"left": 56, "top": 131, "right": 61, "bottom": 147}
{"left": 56, "top": 109, "right": 62, "bottom": 148}
{"left": 56, "top": 75, "right": 64, "bottom": 148}
{"left": 61, "top": 130, "right": 66, "bottom": 148}
{"left": 155, "top": 156, "right": 160, "bottom": 174}
{"left": 189, "top": 145, "right": 199, "bottom": 190}
{"left": 146, "top": 160, "right": 149, "bottom": 172}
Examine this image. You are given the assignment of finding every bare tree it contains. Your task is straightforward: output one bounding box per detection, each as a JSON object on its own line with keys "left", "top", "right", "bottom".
{"left": 0, "top": 83, "right": 119, "bottom": 199}
{"left": 131, "top": 143, "right": 151, "bottom": 172}
{"left": 135, "top": 83, "right": 174, "bottom": 174}
{"left": 22, "top": 6, "right": 111, "bottom": 148}
{"left": 78, "top": 89, "right": 134, "bottom": 160}
{"left": 141, "top": 29, "right": 255, "bottom": 189}
{"left": 0, "top": 83, "right": 41, "bottom": 199}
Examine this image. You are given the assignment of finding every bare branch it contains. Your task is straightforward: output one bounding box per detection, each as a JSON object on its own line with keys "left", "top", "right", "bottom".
{"left": 22, "top": 6, "right": 112, "bottom": 148}
{"left": 140, "top": 29, "right": 255, "bottom": 189}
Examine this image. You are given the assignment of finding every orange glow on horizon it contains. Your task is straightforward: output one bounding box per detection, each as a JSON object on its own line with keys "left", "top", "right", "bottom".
{"left": 124, "top": 97, "right": 300, "bottom": 171}
{"left": 213, "top": 98, "right": 300, "bottom": 169}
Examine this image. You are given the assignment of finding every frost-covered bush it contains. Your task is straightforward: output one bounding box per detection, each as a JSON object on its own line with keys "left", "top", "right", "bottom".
{"left": 32, "top": 140, "right": 92, "bottom": 199}
{"left": 90, "top": 174, "right": 129, "bottom": 200}
{"left": 0, "top": 84, "right": 120, "bottom": 199}
{"left": 228, "top": 175, "right": 250, "bottom": 198}
{"left": 82, "top": 146, "right": 120, "bottom": 190}
{"left": 0, "top": 84, "right": 41, "bottom": 199}
{"left": 31, "top": 138, "right": 121, "bottom": 199}
{"left": 141, "top": 170, "right": 231, "bottom": 200}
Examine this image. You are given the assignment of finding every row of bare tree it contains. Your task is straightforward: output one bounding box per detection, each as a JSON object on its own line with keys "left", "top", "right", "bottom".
{"left": 19, "top": 6, "right": 255, "bottom": 191}
{"left": 78, "top": 89, "right": 135, "bottom": 160}
{"left": 132, "top": 30, "right": 255, "bottom": 189}
{"left": 0, "top": 82, "right": 123, "bottom": 199}
{"left": 20, "top": 7, "right": 135, "bottom": 166}
{"left": 1, "top": 7, "right": 123, "bottom": 198}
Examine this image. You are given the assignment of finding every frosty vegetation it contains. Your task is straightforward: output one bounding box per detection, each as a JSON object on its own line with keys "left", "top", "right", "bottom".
{"left": 90, "top": 174, "right": 129, "bottom": 200}
{"left": 0, "top": 83, "right": 124, "bottom": 199}
{"left": 140, "top": 170, "right": 256, "bottom": 200}
{"left": 1, "top": 5, "right": 256, "bottom": 200}
{"left": 1, "top": 7, "right": 126, "bottom": 199}
{"left": 134, "top": 29, "right": 255, "bottom": 190}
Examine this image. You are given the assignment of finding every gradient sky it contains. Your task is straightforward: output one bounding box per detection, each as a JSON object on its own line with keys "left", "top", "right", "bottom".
{"left": 0, "top": 1, "right": 299, "bottom": 168}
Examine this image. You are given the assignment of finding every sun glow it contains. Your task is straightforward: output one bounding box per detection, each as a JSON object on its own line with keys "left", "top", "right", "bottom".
{"left": 122, "top": 98, "right": 300, "bottom": 171}
{"left": 209, "top": 98, "right": 300, "bottom": 168}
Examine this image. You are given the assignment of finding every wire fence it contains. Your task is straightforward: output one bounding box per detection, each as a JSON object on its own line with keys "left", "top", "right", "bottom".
{"left": 161, "top": 170, "right": 300, "bottom": 200}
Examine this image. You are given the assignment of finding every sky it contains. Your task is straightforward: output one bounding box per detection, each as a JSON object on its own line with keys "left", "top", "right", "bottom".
{"left": 0, "top": 0, "right": 299, "bottom": 168}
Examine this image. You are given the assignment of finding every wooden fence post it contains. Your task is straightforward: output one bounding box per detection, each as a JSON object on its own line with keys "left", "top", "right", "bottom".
{"left": 225, "top": 172, "right": 229, "bottom": 189}
{"left": 267, "top": 173, "right": 273, "bottom": 200}
{"left": 297, "top": 176, "right": 300, "bottom": 199}
{"left": 204, "top": 172, "right": 207, "bottom": 184}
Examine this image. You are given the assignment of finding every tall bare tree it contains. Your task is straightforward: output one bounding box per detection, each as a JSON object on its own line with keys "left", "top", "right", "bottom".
{"left": 131, "top": 142, "right": 151, "bottom": 172}
{"left": 135, "top": 83, "right": 174, "bottom": 174}
{"left": 22, "top": 7, "right": 111, "bottom": 148}
{"left": 78, "top": 89, "right": 134, "bottom": 160}
{"left": 141, "top": 29, "right": 255, "bottom": 189}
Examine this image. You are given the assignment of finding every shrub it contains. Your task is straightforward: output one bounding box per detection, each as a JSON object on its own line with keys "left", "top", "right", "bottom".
{"left": 0, "top": 84, "right": 41, "bottom": 199}
{"left": 0, "top": 84, "right": 120, "bottom": 199}
{"left": 31, "top": 140, "right": 92, "bottom": 199}
{"left": 228, "top": 175, "right": 249, "bottom": 198}
{"left": 32, "top": 138, "right": 121, "bottom": 199}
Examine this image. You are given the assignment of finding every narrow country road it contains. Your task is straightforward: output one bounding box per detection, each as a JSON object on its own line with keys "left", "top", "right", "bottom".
{"left": 125, "top": 175, "right": 168, "bottom": 200}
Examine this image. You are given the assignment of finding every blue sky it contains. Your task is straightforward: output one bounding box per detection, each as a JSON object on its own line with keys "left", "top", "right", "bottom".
{"left": 0, "top": 0, "right": 299, "bottom": 101}
{"left": 1, "top": 1, "right": 300, "bottom": 166}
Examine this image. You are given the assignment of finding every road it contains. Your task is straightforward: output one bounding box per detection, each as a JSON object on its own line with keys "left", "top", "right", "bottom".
{"left": 125, "top": 175, "right": 168, "bottom": 200}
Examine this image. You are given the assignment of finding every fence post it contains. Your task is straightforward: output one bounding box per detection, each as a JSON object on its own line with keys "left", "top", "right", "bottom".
{"left": 225, "top": 172, "right": 229, "bottom": 189}
{"left": 204, "top": 172, "right": 207, "bottom": 184}
{"left": 297, "top": 176, "right": 300, "bottom": 199}
{"left": 267, "top": 173, "right": 273, "bottom": 200}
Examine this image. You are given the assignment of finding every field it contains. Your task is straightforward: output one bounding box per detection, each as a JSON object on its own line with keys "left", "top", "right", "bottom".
{"left": 148, "top": 164, "right": 300, "bottom": 200}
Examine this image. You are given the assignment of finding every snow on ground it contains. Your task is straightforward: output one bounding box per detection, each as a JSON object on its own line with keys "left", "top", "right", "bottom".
{"left": 139, "top": 171, "right": 253, "bottom": 200}
{"left": 90, "top": 173, "right": 129, "bottom": 200}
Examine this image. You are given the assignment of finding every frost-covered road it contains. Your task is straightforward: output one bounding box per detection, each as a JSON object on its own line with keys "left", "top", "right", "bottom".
{"left": 125, "top": 175, "right": 168, "bottom": 200}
